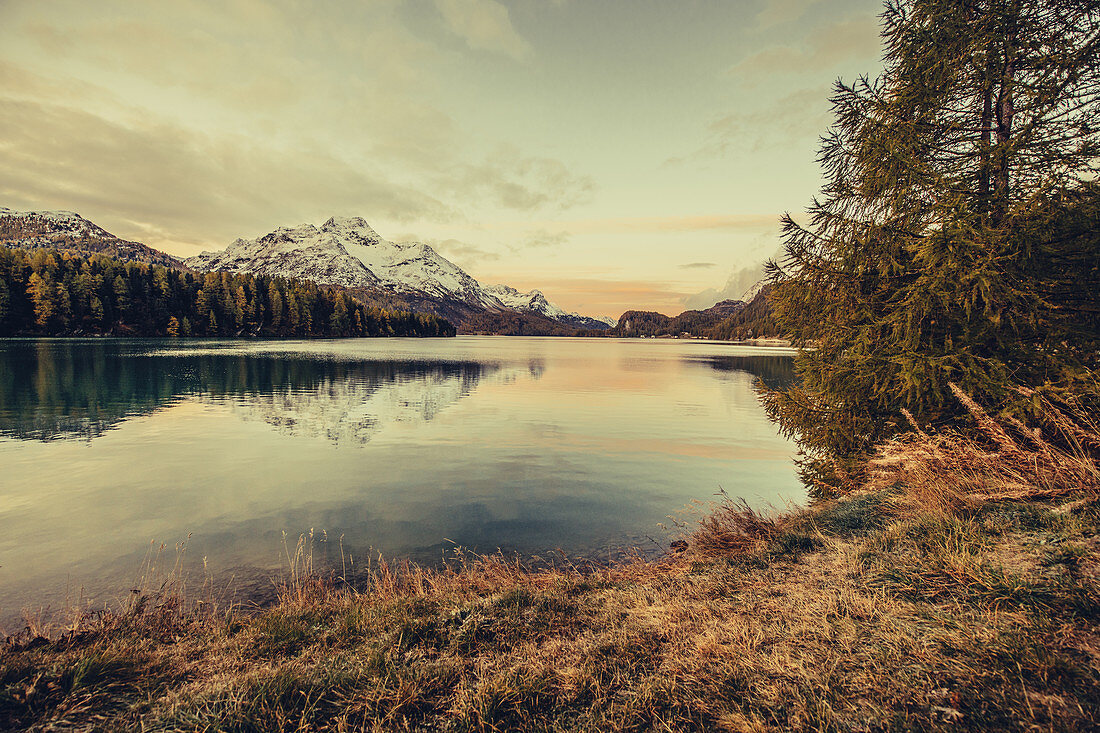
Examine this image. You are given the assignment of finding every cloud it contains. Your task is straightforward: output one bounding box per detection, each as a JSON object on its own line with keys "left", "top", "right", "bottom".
{"left": 0, "top": 0, "right": 595, "bottom": 254}
{"left": 664, "top": 89, "right": 830, "bottom": 166}
{"left": 416, "top": 237, "right": 502, "bottom": 267}
{"left": 439, "top": 147, "right": 595, "bottom": 212}
{"left": 679, "top": 262, "right": 717, "bottom": 270}
{"left": 710, "top": 89, "right": 830, "bottom": 149}
{"left": 730, "top": 17, "right": 880, "bottom": 77}
{"left": 433, "top": 0, "right": 533, "bottom": 60}
{"left": 752, "top": 0, "right": 822, "bottom": 30}
{"left": 0, "top": 98, "right": 454, "bottom": 254}
{"left": 0, "top": 33, "right": 593, "bottom": 251}
{"left": 520, "top": 229, "right": 572, "bottom": 249}
{"left": 681, "top": 262, "right": 770, "bottom": 310}
{"left": 498, "top": 214, "right": 778, "bottom": 236}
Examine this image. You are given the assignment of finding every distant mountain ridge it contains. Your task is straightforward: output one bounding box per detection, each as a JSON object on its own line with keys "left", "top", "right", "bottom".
{"left": 611, "top": 299, "right": 747, "bottom": 337}
{"left": 608, "top": 288, "right": 778, "bottom": 340}
{"left": 0, "top": 208, "right": 614, "bottom": 333}
{"left": 0, "top": 208, "right": 181, "bottom": 269}
{"left": 184, "top": 216, "right": 613, "bottom": 331}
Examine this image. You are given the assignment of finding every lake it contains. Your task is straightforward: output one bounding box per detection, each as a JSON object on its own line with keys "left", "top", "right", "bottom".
{"left": 0, "top": 337, "right": 801, "bottom": 629}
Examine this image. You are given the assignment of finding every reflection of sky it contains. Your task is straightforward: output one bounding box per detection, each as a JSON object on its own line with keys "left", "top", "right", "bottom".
{"left": 0, "top": 337, "right": 801, "bottom": 628}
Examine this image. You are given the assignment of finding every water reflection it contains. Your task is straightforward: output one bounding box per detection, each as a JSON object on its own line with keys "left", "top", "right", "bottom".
{"left": 0, "top": 341, "right": 795, "bottom": 444}
{"left": 0, "top": 340, "right": 497, "bottom": 444}
{"left": 0, "top": 337, "right": 802, "bottom": 629}
{"left": 696, "top": 353, "right": 798, "bottom": 390}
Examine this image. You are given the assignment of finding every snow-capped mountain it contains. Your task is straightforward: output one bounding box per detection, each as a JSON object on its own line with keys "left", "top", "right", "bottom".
{"left": 1, "top": 207, "right": 108, "bottom": 238}
{"left": 0, "top": 207, "right": 180, "bottom": 268}
{"left": 740, "top": 278, "right": 767, "bottom": 304}
{"left": 484, "top": 284, "right": 617, "bottom": 328}
{"left": 185, "top": 216, "right": 612, "bottom": 330}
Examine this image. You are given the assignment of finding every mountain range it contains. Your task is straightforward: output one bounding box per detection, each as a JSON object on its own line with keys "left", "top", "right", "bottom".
{"left": 0, "top": 209, "right": 614, "bottom": 332}
{"left": 0, "top": 206, "right": 777, "bottom": 339}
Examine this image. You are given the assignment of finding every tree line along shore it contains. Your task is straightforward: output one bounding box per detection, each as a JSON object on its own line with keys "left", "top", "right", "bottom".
{"left": 0, "top": 246, "right": 455, "bottom": 339}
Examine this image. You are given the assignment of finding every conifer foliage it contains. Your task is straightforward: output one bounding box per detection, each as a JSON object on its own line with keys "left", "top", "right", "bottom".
{"left": 0, "top": 246, "right": 456, "bottom": 338}
{"left": 764, "top": 0, "right": 1100, "bottom": 478}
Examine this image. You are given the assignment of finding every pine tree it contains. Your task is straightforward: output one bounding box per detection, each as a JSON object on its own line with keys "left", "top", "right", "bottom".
{"left": 330, "top": 294, "right": 349, "bottom": 334}
{"left": 90, "top": 296, "right": 105, "bottom": 328}
{"left": 764, "top": 0, "right": 1100, "bottom": 483}
{"left": 27, "top": 272, "right": 55, "bottom": 327}
{"left": 113, "top": 275, "right": 130, "bottom": 322}
{"left": 233, "top": 284, "right": 248, "bottom": 332}
{"left": 268, "top": 281, "right": 283, "bottom": 332}
{"left": 0, "top": 245, "right": 456, "bottom": 338}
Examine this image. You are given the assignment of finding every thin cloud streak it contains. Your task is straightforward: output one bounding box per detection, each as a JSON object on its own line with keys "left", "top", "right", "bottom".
{"left": 490, "top": 214, "right": 780, "bottom": 236}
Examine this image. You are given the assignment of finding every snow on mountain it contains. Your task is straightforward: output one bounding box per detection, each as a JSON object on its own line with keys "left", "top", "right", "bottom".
{"left": 740, "top": 278, "right": 767, "bottom": 304}
{"left": 185, "top": 218, "right": 381, "bottom": 291}
{"left": 186, "top": 216, "right": 611, "bottom": 328}
{"left": 482, "top": 284, "right": 614, "bottom": 329}
{"left": 186, "top": 216, "right": 498, "bottom": 308}
{"left": 0, "top": 207, "right": 111, "bottom": 239}
{"left": 484, "top": 284, "right": 568, "bottom": 318}
{"left": 0, "top": 207, "right": 180, "bottom": 268}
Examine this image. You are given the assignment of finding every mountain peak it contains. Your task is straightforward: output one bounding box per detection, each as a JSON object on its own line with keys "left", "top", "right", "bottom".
{"left": 183, "top": 218, "right": 614, "bottom": 331}
{"left": 321, "top": 216, "right": 378, "bottom": 236}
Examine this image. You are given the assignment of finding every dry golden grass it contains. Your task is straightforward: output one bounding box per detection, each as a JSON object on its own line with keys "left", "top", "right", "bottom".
{"left": 2, "top": 387, "right": 1099, "bottom": 731}
{"left": 867, "top": 383, "right": 1100, "bottom": 515}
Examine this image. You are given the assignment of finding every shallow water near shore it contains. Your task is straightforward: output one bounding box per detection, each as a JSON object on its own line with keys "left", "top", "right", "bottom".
{"left": 0, "top": 336, "right": 801, "bottom": 629}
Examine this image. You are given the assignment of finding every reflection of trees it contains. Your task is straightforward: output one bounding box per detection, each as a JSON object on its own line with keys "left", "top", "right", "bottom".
{"left": 0, "top": 340, "right": 494, "bottom": 442}
{"left": 0, "top": 341, "right": 174, "bottom": 441}
{"left": 702, "top": 354, "right": 797, "bottom": 390}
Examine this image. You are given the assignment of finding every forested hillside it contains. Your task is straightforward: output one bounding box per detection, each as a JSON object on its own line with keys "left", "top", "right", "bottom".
{"left": 0, "top": 209, "right": 181, "bottom": 269}
{"left": 459, "top": 309, "right": 582, "bottom": 336}
{"left": 610, "top": 299, "right": 744, "bottom": 338}
{"left": 0, "top": 246, "right": 455, "bottom": 338}
{"left": 604, "top": 289, "right": 779, "bottom": 340}
{"left": 702, "top": 285, "right": 778, "bottom": 340}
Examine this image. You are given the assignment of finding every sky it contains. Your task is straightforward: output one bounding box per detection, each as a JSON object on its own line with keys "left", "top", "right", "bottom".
{"left": 0, "top": 0, "right": 884, "bottom": 318}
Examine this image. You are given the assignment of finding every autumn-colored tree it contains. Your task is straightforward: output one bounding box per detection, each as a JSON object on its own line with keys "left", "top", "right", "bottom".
{"left": 764, "top": 0, "right": 1100, "bottom": 486}
{"left": 26, "top": 272, "right": 55, "bottom": 327}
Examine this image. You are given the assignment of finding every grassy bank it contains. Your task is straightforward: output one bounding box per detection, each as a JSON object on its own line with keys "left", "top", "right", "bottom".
{"left": 3, "top": 396, "right": 1099, "bottom": 731}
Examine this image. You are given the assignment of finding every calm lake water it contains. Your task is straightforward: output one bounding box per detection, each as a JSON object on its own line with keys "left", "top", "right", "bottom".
{"left": 0, "top": 337, "right": 801, "bottom": 628}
